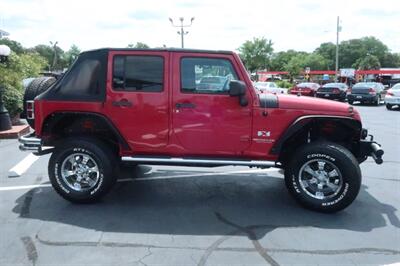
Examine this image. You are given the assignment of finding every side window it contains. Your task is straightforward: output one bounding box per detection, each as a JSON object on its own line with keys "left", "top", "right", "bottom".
{"left": 58, "top": 59, "right": 101, "bottom": 96}
{"left": 113, "top": 55, "right": 164, "bottom": 92}
{"left": 181, "top": 57, "right": 239, "bottom": 94}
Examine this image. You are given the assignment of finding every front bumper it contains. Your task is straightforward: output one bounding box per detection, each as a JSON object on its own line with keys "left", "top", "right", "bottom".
{"left": 358, "top": 130, "right": 384, "bottom": 164}
{"left": 19, "top": 133, "right": 53, "bottom": 155}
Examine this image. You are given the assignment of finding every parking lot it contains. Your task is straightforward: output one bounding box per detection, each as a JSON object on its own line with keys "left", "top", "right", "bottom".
{"left": 0, "top": 104, "right": 399, "bottom": 266}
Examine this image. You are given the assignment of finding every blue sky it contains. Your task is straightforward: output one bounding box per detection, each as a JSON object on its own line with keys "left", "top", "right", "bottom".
{"left": 0, "top": 0, "right": 399, "bottom": 53}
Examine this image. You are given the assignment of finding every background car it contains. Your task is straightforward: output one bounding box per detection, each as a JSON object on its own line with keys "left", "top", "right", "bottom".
{"left": 290, "top": 82, "right": 320, "bottom": 97}
{"left": 254, "top": 81, "right": 288, "bottom": 94}
{"left": 316, "top": 82, "right": 348, "bottom": 102}
{"left": 347, "top": 82, "right": 385, "bottom": 106}
{"left": 197, "top": 76, "right": 228, "bottom": 91}
{"left": 385, "top": 83, "right": 400, "bottom": 110}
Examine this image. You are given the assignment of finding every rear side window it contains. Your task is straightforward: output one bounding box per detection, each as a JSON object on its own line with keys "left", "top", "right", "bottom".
{"left": 58, "top": 59, "right": 102, "bottom": 96}
{"left": 113, "top": 56, "right": 163, "bottom": 92}
{"left": 181, "top": 57, "right": 238, "bottom": 94}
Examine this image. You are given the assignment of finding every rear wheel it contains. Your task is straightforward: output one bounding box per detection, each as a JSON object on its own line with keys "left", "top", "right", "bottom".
{"left": 48, "top": 137, "right": 117, "bottom": 203}
{"left": 284, "top": 141, "right": 361, "bottom": 213}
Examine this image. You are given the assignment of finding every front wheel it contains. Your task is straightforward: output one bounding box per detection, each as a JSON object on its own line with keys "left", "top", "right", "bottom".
{"left": 386, "top": 104, "right": 392, "bottom": 110}
{"left": 48, "top": 137, "right": 117, "bottom": 203}
{"left": 284, "top": 142, "right": 361, "bottom": 213}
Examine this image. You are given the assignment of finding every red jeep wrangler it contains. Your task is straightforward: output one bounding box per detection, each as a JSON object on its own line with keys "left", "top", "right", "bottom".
{"left": 19, "top": 48, "right": 383, "bottom": 212}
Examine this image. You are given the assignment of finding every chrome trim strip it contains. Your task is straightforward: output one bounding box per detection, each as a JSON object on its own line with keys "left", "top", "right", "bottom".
{"left": 121, "top": 156, "right": 276, "bottom": 167}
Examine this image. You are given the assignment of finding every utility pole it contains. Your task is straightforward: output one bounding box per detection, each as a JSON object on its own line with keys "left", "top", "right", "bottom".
{"left": 169, "top": 17, "right": 195, "bottom": 48}
{"left": 335, "top": 16, "right": 341, "bottom": 81}
{"left": 49, "top": 41, "right": 58, "bottom": 71}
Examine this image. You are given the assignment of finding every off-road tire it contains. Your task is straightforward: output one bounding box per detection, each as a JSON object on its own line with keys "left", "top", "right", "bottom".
{"left": 48, "top": 137, "right": 117, "bottom": 203}
{"left": 23, "top": 77, "right": 56, "bottom": 128}
{"left": 284, "top": 141, "right": 361, "bottom": 213}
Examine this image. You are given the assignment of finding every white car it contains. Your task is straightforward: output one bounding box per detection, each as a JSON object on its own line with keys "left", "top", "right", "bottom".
{"left": 385, "top": 83, "right": 400, "bottom": 110}
{"left": 254, "top": 82, "right": 288, "bottom": 94}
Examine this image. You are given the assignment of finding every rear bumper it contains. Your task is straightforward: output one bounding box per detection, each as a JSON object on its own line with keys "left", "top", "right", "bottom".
{"left": 316, "top": 92, "right": 344, "bottom": 100}
{"left": 18, "top": 133, "right": 53, "bottom": 155}
{"left": 347, "top": 94, "right": 377, "bottom": 102}
{"left": 385, "top": 96, "right": 400, "bottom": 105}
{"left": 290, "top": 91, "right": 314, "bottom": 96}
{"left": 358, "top": 130, "right": 384, "bottom": 164}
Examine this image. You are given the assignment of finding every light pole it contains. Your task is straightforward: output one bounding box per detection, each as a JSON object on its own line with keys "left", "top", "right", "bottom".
{"left": 169, "top": 17, "right": 195, "bottom": 48}
{"left": 335, "top": 16, "right": 341, "bottom": 81}
{"left": 0, "top": 44, "right": 12, "bottom": 131}
{"left": 49, "top": 41, "right": 58, "bottom": 71}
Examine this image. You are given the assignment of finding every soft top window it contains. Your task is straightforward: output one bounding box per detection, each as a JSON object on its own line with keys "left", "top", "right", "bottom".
{"left": 38, "top": 49, "right": 107, "bottom": 101}
{"left": 57, "top": 59, "right": 101, "bottom": 96}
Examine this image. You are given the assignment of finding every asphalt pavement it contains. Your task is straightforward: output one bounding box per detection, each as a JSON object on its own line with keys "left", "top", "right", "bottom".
{"left": 0, "top": 103, "right": 399, "bottom": 266}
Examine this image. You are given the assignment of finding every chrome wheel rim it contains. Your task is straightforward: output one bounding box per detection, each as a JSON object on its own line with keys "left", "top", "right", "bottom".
{"left": 60, "top": 153, "right": 100, "bottom": 192}
{"left": 298, "top": 159, "right": 343, "bottom": 200}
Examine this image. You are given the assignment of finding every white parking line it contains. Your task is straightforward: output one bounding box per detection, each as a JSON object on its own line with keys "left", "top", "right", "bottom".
{"left": 8, "top": 153, "right": 39, "bottom": 177}
{"left": 0, "top": 168, "right": 281, "bottom": 192}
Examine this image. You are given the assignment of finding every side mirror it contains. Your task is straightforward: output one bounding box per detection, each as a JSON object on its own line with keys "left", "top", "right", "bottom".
{"left": 228, "top": 80, "right": 248, "bottom": 106}
{"left": 229, "top": 80, "right": 246, "bottom": 96}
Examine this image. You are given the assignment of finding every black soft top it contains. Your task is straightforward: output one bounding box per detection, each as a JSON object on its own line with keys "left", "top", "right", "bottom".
{"left": 81, "top": 48, "right": 234, "bottom": 55}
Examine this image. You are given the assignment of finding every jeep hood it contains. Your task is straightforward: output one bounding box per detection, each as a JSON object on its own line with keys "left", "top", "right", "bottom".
{"left": 277, "top": 94, "right": 351, "bottom": 113}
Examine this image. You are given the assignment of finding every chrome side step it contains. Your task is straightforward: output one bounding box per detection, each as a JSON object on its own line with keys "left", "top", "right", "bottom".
{"left": 121, "top": 156, "right": 277, "bottom": 167}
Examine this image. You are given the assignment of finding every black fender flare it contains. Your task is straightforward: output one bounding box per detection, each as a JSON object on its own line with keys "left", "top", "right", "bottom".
{"left": 41, "top": 111, "right": 130, "bottom": 150}
{"left": 270, "top": 115, "right": 362, "bottom": 155}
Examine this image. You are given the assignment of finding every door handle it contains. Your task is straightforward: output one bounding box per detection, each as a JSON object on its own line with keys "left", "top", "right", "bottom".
{"left": 112, "top": 99, "right": 132, "bottom": 107}
{"left": 176, "top": 103, "right": 196, "bottom": 109}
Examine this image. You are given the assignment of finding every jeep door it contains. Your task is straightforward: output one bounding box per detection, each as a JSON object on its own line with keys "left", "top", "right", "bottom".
{"left": 171, "top": 53, "right": 252, "bottom": 156}
{"left": 105, "top": 51, "right": 169, "bottom": 153}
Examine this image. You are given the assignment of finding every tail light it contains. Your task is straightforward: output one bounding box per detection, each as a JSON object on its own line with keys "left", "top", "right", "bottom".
{"left": 387, "top": 89, "right": 394, "bottom": 96}
{"left": 368, "top": 88, "right": 376, "bottom": 95}
{"left": 26, "top": 100, "right": 34, "bottom": 119}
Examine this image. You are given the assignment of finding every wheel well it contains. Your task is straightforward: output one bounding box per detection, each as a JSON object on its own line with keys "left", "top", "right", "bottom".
{"left": 277, "top": 118, "right": 362, "bottom": 165}
{"left": 41, "top": 112, "right": 129, "bottom": 153}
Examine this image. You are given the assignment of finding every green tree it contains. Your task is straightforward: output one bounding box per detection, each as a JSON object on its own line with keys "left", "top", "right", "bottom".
{"left": 339, "top": 36, "right": 389, "bottom": 68}
{"left": 284, "top": 53, "right": 329, "bottom": 77}
{"left": 0, "top": 52, "right": 46, "bottom": 117}
{"left": 381, "top": 53, "right": 400, "bottom": 68}
{"left": 30, "top": 44, "right": 65, "bottom": 71}
{"left": 0, "top": 38, "right": 26, "bottom": 54}
{"left": 238, "top": 37, "right": 274, "bottom": 72}
{"left": 353, "top": 54, "right": 381, "bottom": 70}
{"left": 62, "top": 44, "right": 81, "bottom": 68}
{"left": 127, "top": 42, "right": 150, "bottom": 49}
{"left": 270, "top": 50, "right": 305, "bottom": 71}
{"left": 314, "top": 42, "right": 336, "bottom": 70}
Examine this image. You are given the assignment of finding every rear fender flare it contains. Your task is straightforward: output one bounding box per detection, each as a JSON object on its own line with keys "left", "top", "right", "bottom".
{"left": 41, "top": 112, "right": 130, "bottom": 150}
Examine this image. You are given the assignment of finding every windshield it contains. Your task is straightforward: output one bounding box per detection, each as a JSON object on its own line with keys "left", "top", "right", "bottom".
{"left": 298, "top": 83, "right": 316, "bottom": 87}
{"left": 392, "top": 83, "right": 400, "bottom": 90}
{"left": 323, "top": 83, "right": 346, "bottom": 88}
{"left": 354, "top": 83, "right": 376, "bottom": 88}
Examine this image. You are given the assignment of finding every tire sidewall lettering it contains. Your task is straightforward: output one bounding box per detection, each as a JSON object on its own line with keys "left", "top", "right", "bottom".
{"left": 294, "top": 152, "right": 346, "bottom": 204}
{"left": 54, "top": 147, "right": 104, "bottom": 196}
